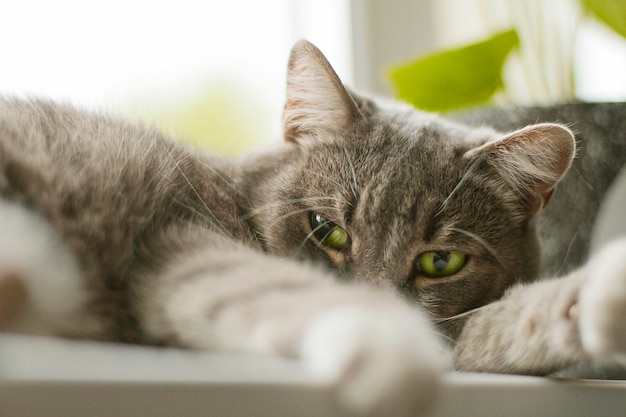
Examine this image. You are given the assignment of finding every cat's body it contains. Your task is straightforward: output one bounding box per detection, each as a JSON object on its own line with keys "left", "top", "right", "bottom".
{"left": 1, "top": 41, "right": 626, "bottom": 417}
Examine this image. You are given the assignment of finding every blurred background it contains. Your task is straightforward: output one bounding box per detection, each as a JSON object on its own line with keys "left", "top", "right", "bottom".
{"left": 1, "top": 0, "right": 625, "bottom": 154}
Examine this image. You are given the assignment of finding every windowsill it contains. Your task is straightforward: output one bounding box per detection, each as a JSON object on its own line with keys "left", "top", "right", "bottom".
{"left": 2, "top": 333, "right": 625, "bottom": 417}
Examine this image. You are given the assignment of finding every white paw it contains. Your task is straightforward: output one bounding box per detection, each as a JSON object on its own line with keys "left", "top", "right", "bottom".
{"left": 0, "top": 197, "right": 98, "bottom": 336}
{"left": 579, "top": 238, "right": 626, "bottom": 358}
{"left": 300, "top": 305, "right": 447, "bottom": 417}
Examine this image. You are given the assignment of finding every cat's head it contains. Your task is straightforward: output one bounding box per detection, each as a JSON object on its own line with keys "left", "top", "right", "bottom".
{"left": 246, "top": 40, "right": 575, "bottom": 322}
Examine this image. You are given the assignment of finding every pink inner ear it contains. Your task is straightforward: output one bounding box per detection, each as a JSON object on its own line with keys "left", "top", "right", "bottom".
{"left": 0, "top": 272, "right": 29, "bottom": 328}
{"left": 283, "top": 40, "right": 365, "bottom": 143}
{"left": 503, "top": 123, "right": 575, "bottom": 177}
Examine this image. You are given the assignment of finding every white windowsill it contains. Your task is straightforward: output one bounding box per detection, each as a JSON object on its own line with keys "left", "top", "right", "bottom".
{"left": 2, "top": 333, "right": 625, "bottom": 417}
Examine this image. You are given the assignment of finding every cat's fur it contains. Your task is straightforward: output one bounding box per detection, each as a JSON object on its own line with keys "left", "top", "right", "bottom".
{"left": 456, "top": 103, "right": 626, "bottom": 276}
{"left": 1, "top": 40, "right": 626, "bottom": 417}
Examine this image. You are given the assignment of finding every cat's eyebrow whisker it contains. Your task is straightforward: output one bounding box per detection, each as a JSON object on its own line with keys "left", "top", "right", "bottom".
{"left": 243, "top": 196, "right": 349, "bottom": 220}
{"left": 436, "top": 155, "right": 483, "bottom": 217}
{"left": 451, "top": 227, "right": 506, "bottom": 268}
{"left": 339, "top": 143, "right": 359, "bottom": 200}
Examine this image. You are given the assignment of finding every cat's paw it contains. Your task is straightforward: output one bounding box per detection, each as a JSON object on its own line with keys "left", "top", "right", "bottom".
{"left": 0, "top": 272, "right": 28, "bottom": 329}
{"left": 0, "top": 197, "right": 97, "bottom": 336}
{"left": 300, "top": 305, "right": 446, "bottom": 417}
{"left": 578, "top": 239, "right": 626, "bottom": 359}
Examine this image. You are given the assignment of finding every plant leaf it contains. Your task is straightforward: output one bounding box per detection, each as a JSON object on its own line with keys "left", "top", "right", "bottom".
{"left": 581, "top": 0, "right": 626, "bottom": 38}
{"left": 388, "top": 30, "right": 519, "bottom": 112}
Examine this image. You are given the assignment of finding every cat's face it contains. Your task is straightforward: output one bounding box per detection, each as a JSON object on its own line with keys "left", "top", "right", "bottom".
{"left": 246, "top": 40, "right": 575, "bottom": 323}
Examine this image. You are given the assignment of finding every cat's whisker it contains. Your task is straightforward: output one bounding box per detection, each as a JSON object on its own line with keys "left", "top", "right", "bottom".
{"left": 171, "top": 197, "right": 217, "bottom": 226}
{"left": 432, "top": 305, "right": 486, "bottom": 324}
{"left": 162, "top": 146, "right": 236, "bottom": 240}
{"left": 572, "top": 165, "right": 594, "bottom": 191}
{"left": 296, "top": 219, "right": 333, "bottom": 253}
{"left": 428, "top": 328, "right": 458, "bottom": 349}
{"left": 436, "top": 155, "right": 483, "bottom": 217}
{"left": 339, "top": 143, "right": 359, "bottom": 200}
{"left": 408, "top": 293, "right": 441, "bottom": 319}
{"left": 405, "top": 298, "right": 458, "bottom": 350}
{"left": 196, "top": 159, "right": 245, "bottom": 197}
{"left": 244, "top": 196, "right": 349, "bottom": 221}
{"left": 556, "top": 229, "right": 579, "bottom": 275}
{"left": 451, "top": 227, "right": 506, "bottom": 267}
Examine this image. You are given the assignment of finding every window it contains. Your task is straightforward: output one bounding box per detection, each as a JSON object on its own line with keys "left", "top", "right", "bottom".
{"left": 1, "top": 0, "right": 351, "bottom": 153}
{"left": 2, "top": 0, "right": 624, "bottom": 153}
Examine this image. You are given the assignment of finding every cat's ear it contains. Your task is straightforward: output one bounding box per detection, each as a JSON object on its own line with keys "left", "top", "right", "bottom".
{"left": 465, "top": 123, "right": 575, "bottom": 214}
{"left": 283, "top": 40, "right": 365, "bottom": 142}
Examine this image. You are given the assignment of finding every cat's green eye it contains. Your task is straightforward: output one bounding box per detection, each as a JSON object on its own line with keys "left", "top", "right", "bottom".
{"left": 309, "top": 212, "right": 350, "bottom": 250}
{"left": 416, "top": 251, "right": 466, "bottom": 278}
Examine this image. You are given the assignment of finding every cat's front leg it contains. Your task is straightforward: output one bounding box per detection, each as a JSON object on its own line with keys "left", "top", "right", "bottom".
{"left": 0, "top": 197, "right": 102, "bottom": 337}
{"left": 454, "top": 238, "right": 626, "bottom": 374}
{"left": 0, "top": 273, "right": 28, "bottom": 329}
{"left": 135, "top": 228, "right": 446, "bottom": 417}
{"left": 453, "top": 271, "right": 587, "bottom": 374}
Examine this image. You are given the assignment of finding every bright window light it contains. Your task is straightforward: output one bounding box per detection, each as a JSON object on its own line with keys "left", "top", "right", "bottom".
{"left": 0, "top": 0, "right": 351, "bottom": 152}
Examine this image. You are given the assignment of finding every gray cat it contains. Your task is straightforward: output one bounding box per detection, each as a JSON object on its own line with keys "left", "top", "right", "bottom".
{"left": 1, "top": 40, "right": 625, "bottom": 417}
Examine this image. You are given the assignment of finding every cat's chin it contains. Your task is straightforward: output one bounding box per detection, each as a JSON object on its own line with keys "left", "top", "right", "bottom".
{"left": 300, "top": 305, "right": 447, "bottom": 417}
{"left": 579, "top": 238, "right": 626, "bottom": 360}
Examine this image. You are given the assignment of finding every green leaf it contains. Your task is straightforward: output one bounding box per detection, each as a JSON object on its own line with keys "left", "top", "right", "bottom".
{"left": 388, "top": 30, "right": 519, "bottom": 112}
{"left": 132, "top": 79, "right": 268, "bottom": 155}
{"left": 581, "top": 0, "right": 626, "bottom": 38}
